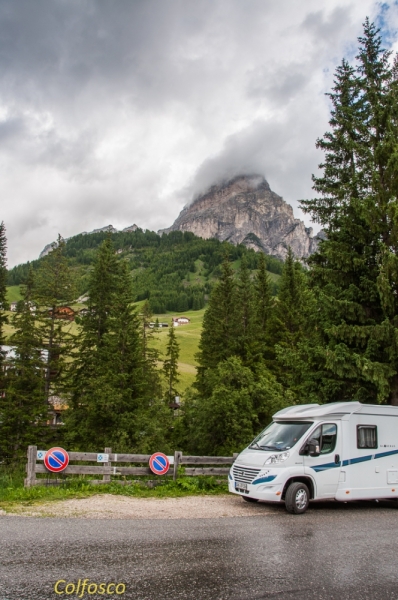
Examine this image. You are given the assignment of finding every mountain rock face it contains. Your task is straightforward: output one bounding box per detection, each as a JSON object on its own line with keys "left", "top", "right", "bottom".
{"left": 160, "top": 175, "right": 318, "bottom": 260}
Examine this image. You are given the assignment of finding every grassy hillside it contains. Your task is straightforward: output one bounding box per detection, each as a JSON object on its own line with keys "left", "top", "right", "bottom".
{"left": 6, "top": 286, "right": 22, "bottom": 303}
{"left": 149, "top": 309, "right": 204, "bottom": 392}
{"left": 7, "top": 229, "right": 283, "bottom": 315}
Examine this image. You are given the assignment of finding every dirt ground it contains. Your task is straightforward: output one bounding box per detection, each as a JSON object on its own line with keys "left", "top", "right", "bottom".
{"left": 3, "top": 494, "right": 274, "bottom": 519}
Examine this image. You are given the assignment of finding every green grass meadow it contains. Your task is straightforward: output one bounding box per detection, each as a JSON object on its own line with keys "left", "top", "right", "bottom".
{"left": 4, "top": 288, "right": 203, "bottom": 393}
{"left": 6, "top": 285, "right": 22, "bottom": 303}
{"left": 149, "top": 308, "right": 204, "bottom": 392}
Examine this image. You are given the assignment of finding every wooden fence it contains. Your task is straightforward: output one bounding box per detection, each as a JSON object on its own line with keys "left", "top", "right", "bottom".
{"left": 24, "top": 446, "right": 237, "bottom": 487}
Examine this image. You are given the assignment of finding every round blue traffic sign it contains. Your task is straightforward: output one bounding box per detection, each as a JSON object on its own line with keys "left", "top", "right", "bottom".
{"left": 44, "top": 447, "right": 69, "bottom": 473}
{"left": 149, "top": 452, "right": 170, "bottom": 475}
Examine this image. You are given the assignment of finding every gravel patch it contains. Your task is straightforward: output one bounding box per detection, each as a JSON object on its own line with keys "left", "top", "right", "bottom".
{"left": 4, "top": 494, "right": 272, "bottom": 519}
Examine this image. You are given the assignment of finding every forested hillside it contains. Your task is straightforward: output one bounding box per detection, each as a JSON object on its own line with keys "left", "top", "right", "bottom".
{"left": 7, "top": 229, "right": 282, "bottom": 313}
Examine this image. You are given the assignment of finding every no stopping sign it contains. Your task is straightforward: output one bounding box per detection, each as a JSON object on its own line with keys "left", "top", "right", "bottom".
{"left": 149, "top": 452, "right": 170, "bottom": 475}
{"left": 44, "top": 447, "right": 69, "bottom": 473}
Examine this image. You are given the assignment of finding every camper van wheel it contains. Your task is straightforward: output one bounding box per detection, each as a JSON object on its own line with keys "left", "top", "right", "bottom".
{"left": 285, "top": 482, "right": 310, "bottom": 514}
{"left": 242, "top": 496, "right": 258, "bottom": 503}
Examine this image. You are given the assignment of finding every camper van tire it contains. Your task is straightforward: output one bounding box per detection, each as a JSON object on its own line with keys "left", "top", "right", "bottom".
{"left": 242, "top": 496, "right": 259, "bottom": 503}
{"left": 285, "top": 482, "right": 310, "bottom": 514}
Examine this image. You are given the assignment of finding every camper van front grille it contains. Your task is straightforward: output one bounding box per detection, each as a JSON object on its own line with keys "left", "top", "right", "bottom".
{"left": 233, "top": 465, "right": 261, "bottom": 485}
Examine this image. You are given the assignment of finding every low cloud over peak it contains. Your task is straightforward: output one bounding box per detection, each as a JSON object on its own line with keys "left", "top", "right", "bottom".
{"left": 0, "top": 0, "right": 394, "bottom": 266}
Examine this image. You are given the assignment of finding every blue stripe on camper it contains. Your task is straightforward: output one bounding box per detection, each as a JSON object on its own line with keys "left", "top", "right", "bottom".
{"left": 319, "top": 449, "right": 398, "bottom": 470}
{"left": 375, "top": 449, "right": 398, "bottom": 459}
{"left": 252, "top": 475, "right": 277, "bottom": 485}
{"left": 312, "top": 461, "right": 341, "bottom": 472}
{"left": 342, "top": 455, "right": 373, "bottom": 466}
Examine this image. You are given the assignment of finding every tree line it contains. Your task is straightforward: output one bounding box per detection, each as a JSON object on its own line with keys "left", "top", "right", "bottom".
{"left": 7, "top": 228, "right": 282, "bottom": 313}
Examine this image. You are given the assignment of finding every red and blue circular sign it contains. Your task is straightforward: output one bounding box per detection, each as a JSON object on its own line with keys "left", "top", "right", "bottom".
{"left": 44, "top": 447, "right": 69, "bottom": 473}
{"left": 149, "top": 452, "right": 170, "bottom": 475}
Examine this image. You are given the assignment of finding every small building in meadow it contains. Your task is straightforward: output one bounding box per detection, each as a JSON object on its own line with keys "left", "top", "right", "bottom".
{"left": 48, "top": 306, "right": 75, "bottom": 321}
{"left": 172, "top": 316, "right": 190, "bottom": 326}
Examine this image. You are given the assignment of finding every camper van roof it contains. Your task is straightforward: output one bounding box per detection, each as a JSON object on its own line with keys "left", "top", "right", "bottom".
{"left": 273, "top": 402, "right": 398, "bottom": 420}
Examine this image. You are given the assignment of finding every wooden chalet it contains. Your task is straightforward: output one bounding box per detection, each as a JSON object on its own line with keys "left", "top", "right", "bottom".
{"left": 48, "top": 306, "right": 76, "bottom": 321}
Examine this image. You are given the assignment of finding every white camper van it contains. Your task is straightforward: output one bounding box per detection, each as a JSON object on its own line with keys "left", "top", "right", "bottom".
{"left": 229, "top": 402, "right": 398, "bottom": 514}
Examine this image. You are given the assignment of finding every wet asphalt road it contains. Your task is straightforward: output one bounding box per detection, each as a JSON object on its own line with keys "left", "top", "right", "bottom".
{"left": 2, "top": 501, "right": 398, "bottom": 600}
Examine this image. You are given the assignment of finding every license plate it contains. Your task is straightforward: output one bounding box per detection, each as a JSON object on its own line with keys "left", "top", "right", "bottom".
{"left": 235, "top": 482, "right": 248, "bottom": 492}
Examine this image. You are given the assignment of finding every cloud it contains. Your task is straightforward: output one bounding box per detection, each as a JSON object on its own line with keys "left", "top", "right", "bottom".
{"left": 0, "top": 0, "right": 396, "bottom": 266}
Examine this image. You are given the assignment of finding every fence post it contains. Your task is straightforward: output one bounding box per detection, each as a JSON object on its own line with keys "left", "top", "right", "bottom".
{"left": 173, "top": 451, "right": 182, "bottom": 481}
{"left": 103, "top": 447, "right": 112, "bottom": 483}
{"left": 25, "top": 445, "right": 37, "bottom": 488}
{"left": 233, "top": 453, "right": 238, "bottom": 460}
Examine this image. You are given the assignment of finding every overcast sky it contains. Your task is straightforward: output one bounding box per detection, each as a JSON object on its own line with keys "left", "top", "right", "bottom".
{"left": 2, "top": 0, "right": 398, "bottom": 267}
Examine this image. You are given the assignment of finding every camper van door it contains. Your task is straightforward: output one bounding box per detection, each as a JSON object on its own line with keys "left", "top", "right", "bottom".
{"left": 303, "top": 422, "right": 342, "bottom": 498}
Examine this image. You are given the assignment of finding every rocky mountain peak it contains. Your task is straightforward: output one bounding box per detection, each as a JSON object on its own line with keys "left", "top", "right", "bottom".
{"left": 160, "top": 174, "right": 318, "bottom": 261}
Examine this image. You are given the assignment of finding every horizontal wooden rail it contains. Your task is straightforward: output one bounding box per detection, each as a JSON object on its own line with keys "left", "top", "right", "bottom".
{"left": 184, "top": 468, "right": 230, "bottom": 476}
{"left": 180, "top": 456, "right": 233, "bottom": 465}
{"left": 25, "top": 446, "right": 238, "bottom": 487}
{"left": 35, "top": 464, "right": 172, "bottom": 476}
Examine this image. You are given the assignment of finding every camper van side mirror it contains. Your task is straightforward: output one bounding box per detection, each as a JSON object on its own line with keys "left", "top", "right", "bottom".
{"left": 307, "top": 439, "right": 320, "bottom": 457}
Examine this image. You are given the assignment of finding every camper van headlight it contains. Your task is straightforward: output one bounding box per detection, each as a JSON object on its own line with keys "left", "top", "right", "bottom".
{"left": 264, "top": 451, "right": 290, "bottom": 464}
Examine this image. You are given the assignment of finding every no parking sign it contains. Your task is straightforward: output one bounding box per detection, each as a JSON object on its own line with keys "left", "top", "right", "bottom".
{"left": 44, "top": 447, "right": 69, "bottom": 473}
{"left": 149, "top": 452, "right": 170, "bottom": 475}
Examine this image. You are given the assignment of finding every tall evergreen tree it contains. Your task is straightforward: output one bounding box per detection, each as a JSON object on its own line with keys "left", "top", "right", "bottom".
{"left": 163, "top": 322, "right": 180, "bottom": 405}
{"left": 252, "top": 252, "right": 275, "bottom": 363}
{"left": 301, "top": 19, "right": 398, "bottom": 404}
{"left": 196, "top": 253, "right": 237, "bottom": 373}
{"left": 65, "top": 240, "right": 169, "bottom": 451}
{"left": 235, "top": 254, "right": 256, "bottom": 365}
{"left": 33, "top": 235, "right": 76, "bottom": 402}
{"left": 0, "top": 268, "right": 47, "bottom": 463}
{"left": 0, "top": 222, "right": 8, "bottom": 380}
{"left": 271, "top": 248, "right": 310, "bottom": 349}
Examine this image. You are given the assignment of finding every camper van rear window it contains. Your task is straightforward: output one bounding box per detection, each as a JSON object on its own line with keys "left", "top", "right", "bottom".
{"left": 357, "top": 425, "right": 377, "bottom": 449}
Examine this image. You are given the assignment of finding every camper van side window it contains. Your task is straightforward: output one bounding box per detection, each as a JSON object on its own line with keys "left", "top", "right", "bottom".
{"left": 309, "top": 423, "right": 337, "bottom": 454}
{"left": 357, "top": 426, "right": 377, "bottom": 449}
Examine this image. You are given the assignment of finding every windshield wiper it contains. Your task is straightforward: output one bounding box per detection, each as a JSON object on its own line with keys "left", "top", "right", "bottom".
{"left": 249, "top": 443, "right": 282, "bottom": 451}
{"left": 249, "top": 442, "right": 262, "bottom": 449}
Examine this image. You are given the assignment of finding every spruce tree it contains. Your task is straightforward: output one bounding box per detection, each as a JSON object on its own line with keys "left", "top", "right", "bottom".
{"left": 269, "top": 249, "right": 330, "bottom": 403}
{"left": 163, "top": 322, "right": 180, "bottom": 404}
{"left": 0, "top": 222, "right": 8, "bottom": 377}
{"left": 196, "top": 253, "right": 238, "bottom": 373}
{"left": 301, "top": 19, "right": 398, "bottom": 403}
{"left": 252, "top": 252, "right": 275, "bottom": 363}
{"left": 271, "top": 248, "right": 310, "bottom": 349}
{"left": 235, "top": 254, "right": 256, "bottom": 365}
{"left": 0, "top": 268, "right": 47, "bottom": 463}
{"left": 33, "top": 235, "right": 76, "bottom": 402}
{"left": 65, "top": 241, "right": 169, "bottom": 451}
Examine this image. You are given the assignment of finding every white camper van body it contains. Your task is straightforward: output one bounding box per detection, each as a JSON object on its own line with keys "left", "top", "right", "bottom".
{"left": 228, "top": 402, "right": 398, "bottom": 510}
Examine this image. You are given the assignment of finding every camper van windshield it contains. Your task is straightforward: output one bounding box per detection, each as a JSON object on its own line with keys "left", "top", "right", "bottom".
{"left": 249, "top": 421, "right": 313, "bottom": 451}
